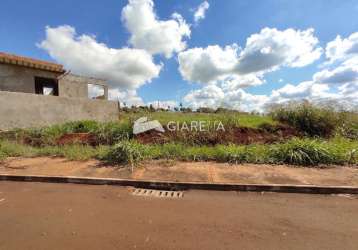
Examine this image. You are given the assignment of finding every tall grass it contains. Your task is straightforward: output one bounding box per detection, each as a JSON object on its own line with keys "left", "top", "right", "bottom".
{"left": 270, "top": 102, "right": 344, "bottom": 137}
{"left": 101, "top": 137, "right": 358, "bottom": 166}
{"left": 1, "top": 136, "right": 357, "bottom": 166}
{"left": 269, "top": 138, "right": 332, "bottom": 165}
{"left": 0, "top": 120, "right": 132, "bottom": 146}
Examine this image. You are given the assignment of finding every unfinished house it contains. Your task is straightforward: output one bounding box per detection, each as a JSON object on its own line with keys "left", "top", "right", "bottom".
{"left": 0, "top": 52, "right": 118, "bottom": 130}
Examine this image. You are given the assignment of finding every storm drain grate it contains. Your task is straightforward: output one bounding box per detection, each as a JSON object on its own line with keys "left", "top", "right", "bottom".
{"left": 132, "top": 188, "right": 184, "bottom": 198}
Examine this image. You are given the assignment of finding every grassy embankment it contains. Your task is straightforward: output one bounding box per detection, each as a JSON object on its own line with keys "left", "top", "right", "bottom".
{"left": 1, "top": 103, "right": 357, "bottom": 166}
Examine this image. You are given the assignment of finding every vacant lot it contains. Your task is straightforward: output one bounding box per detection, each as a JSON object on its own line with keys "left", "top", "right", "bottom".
{"left": 1, "top": 103, "right": 357, "bottom": 166}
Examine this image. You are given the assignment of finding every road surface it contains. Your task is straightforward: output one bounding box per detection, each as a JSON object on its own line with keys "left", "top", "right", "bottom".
{"left": 0, "top": 181, "right": 358, "bottom": 250}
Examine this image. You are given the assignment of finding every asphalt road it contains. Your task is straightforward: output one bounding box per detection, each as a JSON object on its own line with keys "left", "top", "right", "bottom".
{"left": 0, "top": 181, "right": 358, "bottom": 250}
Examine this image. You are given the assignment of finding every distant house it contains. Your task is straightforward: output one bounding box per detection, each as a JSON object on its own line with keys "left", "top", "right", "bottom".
{"left": 0, "top": 52, "right": 118, "bottom": 130}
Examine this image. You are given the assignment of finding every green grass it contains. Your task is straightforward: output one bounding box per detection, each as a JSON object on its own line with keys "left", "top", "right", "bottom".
{"left": 0, "top": 112, "right": 276, "bottom": 147}
{"left": 0, "top": 120, "right": 132, "bottom": 146}
{"left": 1, "top": 136, "right": 357, "bottom": 166}
{"left": 0, "top": 108, "right": 356, "bottom": 166}
{"left": 119, "top": 111, "right": 276, "bottom": 129}
{"left": 0, "top": 140, "right": 110, "bottom": 161}
{"left": 101, "top": 137, "right": 358, "bottom": 166}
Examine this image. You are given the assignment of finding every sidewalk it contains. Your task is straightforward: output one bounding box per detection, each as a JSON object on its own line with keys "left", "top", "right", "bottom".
{"left": 1, "top": 157, "right": 358, "bottom": 187}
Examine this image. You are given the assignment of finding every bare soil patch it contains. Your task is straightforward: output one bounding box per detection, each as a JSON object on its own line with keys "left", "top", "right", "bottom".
{"left": 135, "top": 124, "right": 300, "bottom": 145}
{"left": 56, "top": 133, "right": 96, "bottom": 146}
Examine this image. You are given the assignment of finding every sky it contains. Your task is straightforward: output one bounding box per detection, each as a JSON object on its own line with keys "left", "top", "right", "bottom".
{"left": 1, "top": 0, "right": 358, "bottom": 111}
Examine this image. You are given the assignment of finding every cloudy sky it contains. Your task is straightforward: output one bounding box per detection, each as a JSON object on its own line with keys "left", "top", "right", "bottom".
{"left": 1, "top": 0, "right": 358, "bottom": 111}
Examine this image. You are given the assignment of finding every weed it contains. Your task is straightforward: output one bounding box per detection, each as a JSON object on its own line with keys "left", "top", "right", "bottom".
{"left": 270, "top": 102, "right": 342, "bottom": 137}
{"left": 270, "top": 138, "right": 332, "bottom": 166}
{"left": 104, "top": 141, "right": 143, "bottom": 169}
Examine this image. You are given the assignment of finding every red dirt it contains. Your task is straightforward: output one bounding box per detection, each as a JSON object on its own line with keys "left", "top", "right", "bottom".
{"left": 56, "top": 133, "right": 96, "bottom": 146}
{"left": 135, "top": 124, "right": 300, "bottom": 145}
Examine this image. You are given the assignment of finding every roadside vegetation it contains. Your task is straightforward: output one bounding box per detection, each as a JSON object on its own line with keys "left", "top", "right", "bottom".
{"left": 1, "top": 137, "right": 357, "bottom": 166}
{"left": 0, "top": 102, "right": 357, "bottom": 166}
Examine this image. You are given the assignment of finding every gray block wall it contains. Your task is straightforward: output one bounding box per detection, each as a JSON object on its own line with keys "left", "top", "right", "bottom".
{"left": 0, "top": 64, "right": 60, "bottom": 94}
{"left": 58, "top": 74, "right": 89, "bottom": 99}
{"left": 0, "top": 91, "right": 119, "bottom": 130}
{"left": 0, "top": 64, "right": 109, "bottom": 100}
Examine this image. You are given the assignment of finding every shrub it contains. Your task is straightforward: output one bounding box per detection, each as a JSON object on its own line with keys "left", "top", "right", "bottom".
{"left": 93, "top": 121, "right": 132, "bottom": 145}
{"left": 270, "top": 102, "right": 341, "bottom": 137}
{"left": 104, "top": 141, "right": 143, "bottom": 167}
{"left": 336, "top": 112, "right": 358, "bottom": 139}
{"left": 270, "top": 138, "right": 332, "bottom": 166}
{"left": 61, "top": 120, "right": 100, "bottom": 133}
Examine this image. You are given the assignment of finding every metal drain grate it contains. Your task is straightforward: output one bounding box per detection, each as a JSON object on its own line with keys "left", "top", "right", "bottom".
{"left": 132, "top": 188, "right": 184, "bottom": 198}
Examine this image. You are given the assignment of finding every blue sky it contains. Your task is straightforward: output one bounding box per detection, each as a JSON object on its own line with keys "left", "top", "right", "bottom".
{"left": 1, "top": 0, "right": 358, "bottom": 110}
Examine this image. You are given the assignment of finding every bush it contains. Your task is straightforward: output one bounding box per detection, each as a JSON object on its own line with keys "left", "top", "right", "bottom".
{"left": 270, "top": 138, "right": 332, "bottom": 166}
{"left": 93, "top": 121, "right": 132, "bottom": 145}
{"left": 270, "top": 102, "right": 341, "bottom": 137}
{"left": 0, "top": 140, "right": 37, "bottom": 158}
{"left": 104, "top": 141, "right": 143, "bottom": 167}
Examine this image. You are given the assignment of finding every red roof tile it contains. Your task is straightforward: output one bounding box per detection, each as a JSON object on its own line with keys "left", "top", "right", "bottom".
{"left": 0, "top": 52, "right": 65, "bottom": 73}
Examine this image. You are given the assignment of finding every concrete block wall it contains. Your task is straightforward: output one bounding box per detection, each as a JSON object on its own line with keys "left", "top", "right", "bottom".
{"left": 0, "top": 91, "right": 119, "bottom": 130}
{"left": 59, "top": 74, "right": 109, "bottom": 99}
{"left": 0, "top": 64, "right": 60, "bottom": 94}
{"left": 58, "top": 74, "right": 89, "bottom": 99}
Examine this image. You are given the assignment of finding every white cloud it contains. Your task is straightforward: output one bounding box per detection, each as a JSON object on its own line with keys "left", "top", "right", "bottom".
{"left": 183, "top": 85, "right": 225, "bottom": 109}
{"left": 183, "top": 72, "right": 357, "bottom": 112}
{"left": 269, "top": 81, "right": 333, "bottom": 102}
{"left": 194, "top": 1, "right": 210, "bottom": 24}
{"left": 109, "top": 89, "right": 144, "bottom": 106}
{"left": 220, "top": 74, "right": 264, "bottom": 90}
{"left": 313, "top": 63, "right": 358, "bottom": 84}
{"left": 183, "top": 81, "right": 340, "bottom": 112}
{"left": 222, "top": 89, "right": 269, "bottom": 112}
{"left": 88, "top": 84, "right": 105, "bottom": 99}
{"left": 178, "top": 44, "right": 239, "bottom": 83}
{"left": 183, "top": 84, "right": 268, "bottom": 112}
{"left": 325, "top": 32, "right": 358, "bottom": 63}
{"left": 121, "top": 0, "right": 191, "bottom": 58}
{"left": 182, "top": 30, "right": 358, "bottom": 112}
{"left": 178, "top": 28, "right": 322, "bottom": 87}
{"left": 236, "top": 28, "right": 322, "bottom": 74}
{"left": 39, "top": 25, "right": 162, "bottom": 90}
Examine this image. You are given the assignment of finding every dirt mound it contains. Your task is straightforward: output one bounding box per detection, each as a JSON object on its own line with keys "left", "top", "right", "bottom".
{"left": 56, "top": 133, "right": 96, "bottom": 146}
{"left": 135, "top": 124, "right": 300, "bottom": 145}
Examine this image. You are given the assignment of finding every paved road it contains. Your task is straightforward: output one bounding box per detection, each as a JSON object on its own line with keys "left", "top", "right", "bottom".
{"left": 0, "top": 182, "right": 358, "bottom": 250}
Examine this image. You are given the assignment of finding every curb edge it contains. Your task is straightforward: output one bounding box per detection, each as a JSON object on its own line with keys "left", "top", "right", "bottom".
{"left": 1, "top": 174, "right": 358, "bottom": 194}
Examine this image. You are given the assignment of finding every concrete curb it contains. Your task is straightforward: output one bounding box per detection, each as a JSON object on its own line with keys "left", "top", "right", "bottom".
{"left": 1, "top": 174, "right": 358, "bottom": 194}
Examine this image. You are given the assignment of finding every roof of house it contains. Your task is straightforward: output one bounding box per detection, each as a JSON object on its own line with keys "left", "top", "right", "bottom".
{"left": 0, "top": 52, "right": 65, "bottom": 73}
